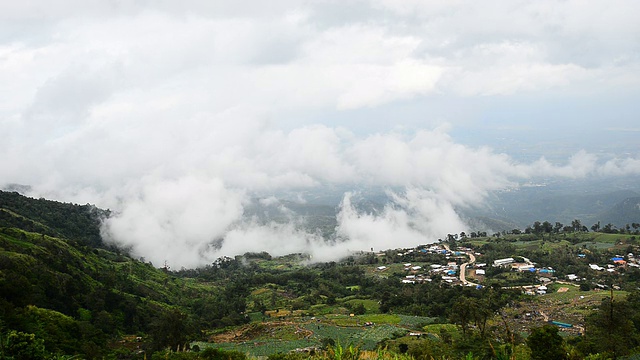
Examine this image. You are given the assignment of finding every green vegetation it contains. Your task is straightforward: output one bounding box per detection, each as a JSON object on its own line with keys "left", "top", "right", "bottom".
{"left": 2, "top": 191, "right": 640, "bottom": 359}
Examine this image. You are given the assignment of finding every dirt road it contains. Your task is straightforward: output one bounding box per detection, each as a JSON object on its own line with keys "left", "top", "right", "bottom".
{"left": 460, "top": 252, "right": 478, "bottom": 286}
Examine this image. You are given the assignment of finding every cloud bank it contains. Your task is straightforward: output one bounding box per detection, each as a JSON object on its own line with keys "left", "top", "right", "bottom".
{"left": 56, "top": 127, "right": 640, "bottom": 267}
{"left": 1, "top": 1, "right": 639, "bottom": 267}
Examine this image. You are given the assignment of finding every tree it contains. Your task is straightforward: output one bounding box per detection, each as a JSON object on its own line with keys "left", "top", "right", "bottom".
{"left": 602, "top": 223, "right": 616, "bottom": 234}
{"left": 554, "top": 222, "right": 564, "bottom": 233}
{"left": 352, "top": 303, "right": 366, "bottom": 315}
{"left": 533, "top": 221, "right": 543, "bottom": 234}
{"left": 579, "top": 283, "right": 591, "bottom": 291}
{"left": 527, "top": 325, "right": 567, "bottom": 360}
{"left": 21, "top": 305, "right": 81, "bottom": 355}
{"left": 473, "top": 298, "right": 492, "bottom": 338}
{"left": 585, "top": 296, "right": 639, "bottom": 358}
{"left": 149, "top": 309, "right": 190, "bottom": 352}
{"left": 591, "top": 222, "right": 600, "bottom": 232}
{"left": 1, "top": 331, "right": 47, "bottom": 360}
{"left": 450, "top": 297, "right": 476, "bottom": 337}
{"left": 571, "top": 219, "right": 582, "bottom": 232}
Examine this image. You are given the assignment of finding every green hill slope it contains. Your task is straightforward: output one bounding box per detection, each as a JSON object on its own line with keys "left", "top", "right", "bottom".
{"left": 593, "top": 196, "right": 640, "bottom": 228}
{"left": 0, "top": 226, "right": 199, "bottom": 356}
{"left": 0, "top": 190, "right": 107, "bottom": 247}
{"left": 0, "top": 192, "right": 241, "bottom": 358}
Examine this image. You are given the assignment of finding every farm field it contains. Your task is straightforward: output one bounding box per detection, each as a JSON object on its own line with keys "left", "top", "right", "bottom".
{"left": 193, "top": 314, "right": 437, "bottom": 356}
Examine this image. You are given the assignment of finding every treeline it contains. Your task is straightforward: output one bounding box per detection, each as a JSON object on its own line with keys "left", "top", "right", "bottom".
{"left": 448, "top": 219, "right": 640, "bottom": 242}
{"left": 515, "top": 219, "right": 640, "bottom": 236}
{"left": 0, "top": 190, "right": 107, "bottom": 247}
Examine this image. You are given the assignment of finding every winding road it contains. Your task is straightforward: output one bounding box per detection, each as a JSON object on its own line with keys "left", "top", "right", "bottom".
{"left": 442, "top": 244, "right": 478, "bottom": 286}
{"left": 460, "top": 252, "right": 478, "bottom": 286}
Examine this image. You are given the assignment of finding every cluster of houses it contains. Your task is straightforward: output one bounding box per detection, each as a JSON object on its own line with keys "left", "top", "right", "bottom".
{"left": 521, "top": 285, "right": 550, "bottom": 295}
{"left": 492, "top": 257, "right": 556, "bottom": 276}
{"left": 372, "top": 241, "right": 639, "bottom": 297}
{"left": 399, "top": 260, "right": 464, "bottom": 284}
{"left": 376, "top": 245, "right": 640, "bottom": 292}
{"left": 379, "top": 245, "right": 478, "bottom": 285}
{"left": 566, "top": 253, "right": 638, "bottom": 281}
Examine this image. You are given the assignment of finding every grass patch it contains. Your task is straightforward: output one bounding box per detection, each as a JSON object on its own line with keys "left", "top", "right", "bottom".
{"left": 592, "top": 233, "right": 634, "bottom": 243}
{"left": 247, "top": 312, "right": 265, "bottom": 322}
{"left": 545, "top": 287, "right": 627, "bottom": 303}
{"left": 342, "top": 299, "right": 380, "bottom": 313}
{"left": 423, "top": 323, "right": 459, "bottom": 336}
{"left": 397, "top": 315, "right": 437, "bottom": 328}
{"left": 0, "top": 232, "right": 36, "bottom": 249}
{"left": 251, "top": 287, "right": 271, "bottom": 296}
{"left": 357, "top": 314, "right": 401, "bottom": 325}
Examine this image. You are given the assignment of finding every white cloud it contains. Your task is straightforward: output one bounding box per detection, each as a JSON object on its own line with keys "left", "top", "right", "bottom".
{"left": 599, "top": 157, "right": 640, "bottom": 176}
{"left": 101, "top": 176, "right": 245, "bottom": 268}
{"left": 1, "top": 0, "right": 639, "bottom": 267}
{"left": 84, "top": 125, "right": 634, "bottom": 267}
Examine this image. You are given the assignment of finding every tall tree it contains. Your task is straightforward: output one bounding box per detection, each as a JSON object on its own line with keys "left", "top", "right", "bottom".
{"left": 554, "top": 222, "right": 564, "bottom": 233}
{"left": 571, "top": 219, "right": 582, "bottom": 232}
{"left": 527, "top": 325, "right": 567, "bottom": 360}
{"left": 148, "top": 309, "right": 190, "bottom": 352}
{"left": 533, "top": 221, "right": 543, "bottom": 234}
{"left": 449, "top": 297, "right": 476, "bottom": 337}
{"left": 585, "top": 296, "right": 639, "bottom": 358}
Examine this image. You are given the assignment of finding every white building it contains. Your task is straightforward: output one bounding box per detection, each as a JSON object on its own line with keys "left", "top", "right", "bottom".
{"left": 493, "top": 258, "right": 515, "bottom": 267}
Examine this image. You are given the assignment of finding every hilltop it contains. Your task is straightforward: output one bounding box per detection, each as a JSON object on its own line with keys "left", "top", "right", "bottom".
{"left": 0, "top": 190, "right": 107, "bottom": 247}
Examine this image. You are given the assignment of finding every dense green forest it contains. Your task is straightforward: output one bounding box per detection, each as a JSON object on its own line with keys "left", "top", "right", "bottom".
{"left": 1, "top": 190, "right": 640, "bottom": 359}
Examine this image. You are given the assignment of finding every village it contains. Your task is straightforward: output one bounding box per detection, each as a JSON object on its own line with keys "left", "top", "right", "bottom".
{"left": 372, "top": 242, "right": 639, "bottom": 296}
{"left": 361, "top": 239, "right": 640, "bottom": 337}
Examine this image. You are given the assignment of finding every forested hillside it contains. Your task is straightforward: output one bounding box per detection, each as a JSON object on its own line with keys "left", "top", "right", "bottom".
{"left": 0, "top": 191, "right": 107, "bottom": 247}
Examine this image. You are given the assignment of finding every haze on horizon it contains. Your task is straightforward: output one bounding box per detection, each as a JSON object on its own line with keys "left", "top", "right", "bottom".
{"left": 1, "top": 0, "right": 639, "bottom": 267}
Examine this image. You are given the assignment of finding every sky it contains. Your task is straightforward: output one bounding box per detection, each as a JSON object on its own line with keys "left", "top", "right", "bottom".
{"left": 1, "top": 0, "right": 640, "bottom": 267}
